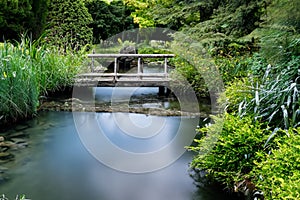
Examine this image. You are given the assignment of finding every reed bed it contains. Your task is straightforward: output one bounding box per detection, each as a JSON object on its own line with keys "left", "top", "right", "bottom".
{"left": 0, "top": 37, "right": 85, "bottom": 125}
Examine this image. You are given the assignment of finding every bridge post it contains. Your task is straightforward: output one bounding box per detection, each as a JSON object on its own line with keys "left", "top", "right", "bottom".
{"left": 91, "top": 49, "right": 95, "bottom": 72}
{"left": 137, "top": 57, "right": 143, "bottom": 79}
{"left": 114, "top": 57, "right": 118, "bottom": 81}
{"left": 158, "top": 86, "right": 165, "bottom": 96}
{"left": 164, "top": 57, "right": 168, "bottom": 77}
{"left": 158, "top": 86, "right": 171, "bottom": 97}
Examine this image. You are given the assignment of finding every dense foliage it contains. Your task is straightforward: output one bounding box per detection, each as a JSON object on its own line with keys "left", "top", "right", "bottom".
{"left": 86, "top": 0, "right": 137, "bottom": 43}
{"left": 184, "top": 0, "right": 300, "bottom": 199}
{"left": 0, "top": 0, "right": 49, "bottom": 42}
{"left": 45, "top": 0, "right": 93, "bottom": 51}
{"left": 251, "top": 128, "right": 300, "bottom": 200}
{"left": 0, "top": 0, "right": 137, "bottom": 46}
{"left": 188, "top": 114, "right": 271, "bottom": 188}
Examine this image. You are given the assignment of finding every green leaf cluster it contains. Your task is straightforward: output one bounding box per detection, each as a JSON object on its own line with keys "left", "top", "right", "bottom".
{"left": 251, "top": 127, "right": 300, "bottom": 200}
{"left": 188, "top": 0, "right": 300, "bottom": 198}
{"left": 189, "top": 113, "right": 270, "bottom": 189}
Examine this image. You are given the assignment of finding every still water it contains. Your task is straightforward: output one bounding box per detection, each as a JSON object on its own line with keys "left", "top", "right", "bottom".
{"left": 0, "top": 85, "right": 226, "bottom": 200}
{"left": 1, "top": 112, "right": 225, "bottom": 200}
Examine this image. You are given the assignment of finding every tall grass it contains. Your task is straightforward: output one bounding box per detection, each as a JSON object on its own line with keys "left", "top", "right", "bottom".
{"left": 0, "top": 37, "right": 85, "bottom": 125}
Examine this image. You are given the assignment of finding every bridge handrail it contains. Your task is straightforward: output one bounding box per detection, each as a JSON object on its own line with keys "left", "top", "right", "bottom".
{"left": 87, "top": 53, "right": 174, "bottom": 80}
{"left": 87, "top": 53, "right": 175, "bottom": 58}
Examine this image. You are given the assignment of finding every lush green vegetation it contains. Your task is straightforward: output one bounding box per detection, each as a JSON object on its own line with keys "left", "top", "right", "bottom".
{"left": 0, "top": 37, "right": 84, "bottom": 125}
{"left": 172, "top": 0, "right": 300, "bottom": 199}
{"left": 86, "top": 0, "right": 137, "bottom": 43}
{"left": 0, "top": 194, "right": 28, "bottom": 200}
{"left": 188, "top": 114, "right": 271, "bottom": 187}
{"left": 0, "top": 0, "right": 299, "bottom": 199}
{"left": 251, "top": 127, "right": 300, "bottom": 199}
{"left": 45, "top": 0, "right": 93, "bottom": 51}
{"left": 0, "top": 0, "right": 49, "bottom": 41}
{"left": 0, "top": 0, "right": 134, "bottom": 125}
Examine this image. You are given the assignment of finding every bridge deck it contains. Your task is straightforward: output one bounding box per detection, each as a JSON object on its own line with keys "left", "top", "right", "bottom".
{"left": 75, "top": 53, "right": 174, "bottom": 87}
{"left": 75, "top": 73, "right": 171, "bottom": 87}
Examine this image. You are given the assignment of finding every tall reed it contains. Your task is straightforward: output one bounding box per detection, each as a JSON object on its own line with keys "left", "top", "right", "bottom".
{"left": 0, "top": 37, "right": 85, "bottom": 125}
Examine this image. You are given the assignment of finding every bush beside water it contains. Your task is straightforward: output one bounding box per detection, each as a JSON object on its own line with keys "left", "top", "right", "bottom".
{"left": 188, "top": 45, "right": 299, "bottom": 199}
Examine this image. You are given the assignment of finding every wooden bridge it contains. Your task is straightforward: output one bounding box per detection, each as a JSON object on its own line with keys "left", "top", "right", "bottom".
{"left": 75, "top": 54, "right": 175, "bottom": 89}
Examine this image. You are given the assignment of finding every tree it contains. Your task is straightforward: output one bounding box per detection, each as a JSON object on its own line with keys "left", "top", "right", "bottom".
{"left": 0, "top": 0, "right": 50, "bottom": 42}
{"left": 45, "top": 0, "right": 93, "bottom": 50}
{"left": 30, "top": 0, "right": 50, "bottom": 39}
{"left": 0, "top": 0, "right": 33, "bottom": 42}
{"left": 86, "top": 0, "right": 136, "bottom": 43}
{"left": 259, "top": 0, "right": 300, "bottom": 65}
{"left": 123, "top": 0, "right": 156, "bottom": 28}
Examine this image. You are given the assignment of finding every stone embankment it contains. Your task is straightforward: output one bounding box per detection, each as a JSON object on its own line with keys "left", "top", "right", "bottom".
{"left": 38, "top": 97, "right": 209, "bottom": 117}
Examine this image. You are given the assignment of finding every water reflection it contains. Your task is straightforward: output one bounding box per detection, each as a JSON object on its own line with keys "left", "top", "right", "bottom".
{"left": 0, "top": 112, "right": 225, "bottom": 200}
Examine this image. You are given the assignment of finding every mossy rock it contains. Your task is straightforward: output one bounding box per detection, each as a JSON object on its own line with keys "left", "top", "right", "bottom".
{"left": 0, "top": 152, "right": 14, "bottom": 160}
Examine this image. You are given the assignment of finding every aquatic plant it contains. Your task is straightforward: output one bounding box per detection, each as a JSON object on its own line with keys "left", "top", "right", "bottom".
{"left": 0, "top": 36, "right": 85, "bottom": 124}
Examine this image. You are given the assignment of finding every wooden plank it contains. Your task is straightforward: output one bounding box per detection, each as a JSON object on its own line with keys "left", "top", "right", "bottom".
{"left": 77, "top": 73, "right": 116, "bottom": 77}
{"left": 74, "top": 80, "right": 170, "bottom": 87}
{"left": 87, "top": 54, "right": 174, "bottom": 58}
{"left": 77, "top": 73, "right": 169, "bottom": 77}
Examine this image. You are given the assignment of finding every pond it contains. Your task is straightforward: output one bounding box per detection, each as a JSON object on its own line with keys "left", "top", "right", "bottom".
{"left": 0, "top": 111, "right": 227, "bottom": 200}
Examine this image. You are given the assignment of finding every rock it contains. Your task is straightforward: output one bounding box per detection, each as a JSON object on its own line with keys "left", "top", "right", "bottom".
{"left": 15, "top": 124, "right": 29, "bottom": 131}
{"left": 94, "top": 65, "right": 106, "bottom": 73}
{"left": 119, "top": 46, "right": 137, "bottom": 54}
{"left": 9, "top": 131, "right": 28, "bottom": 138}
{"left": 0, "top": 166, "right": 8, "bottom": 173}
{"left": 0, "top": 152, "right": 14, "bottom": 160}
{"left": 0, "top": 141, "right": 17, "bottom": 149}
{"left": 16, "top": 142, "right": 28, "bottom": 149}
{"left": 10, "top": 138, "right": 27, "bottom": 144}
{"left": 0, "top": 136, "right": 4, "bottom": 142}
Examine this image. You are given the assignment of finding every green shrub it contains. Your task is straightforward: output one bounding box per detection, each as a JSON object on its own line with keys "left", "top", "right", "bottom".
{"left": 169, "top": 56, "right": 208, "bottom": 97}
{"left": 188, "top": 113, "right": 271, "bottom": 189}
{"left": 220, "top": 77, "right": 254, "bottom": 114}
{"left": 214, "top": 55, "right": 250, "bottom": 84}
{"left": 252, "top": 127, "right": 300, "bottom": 200}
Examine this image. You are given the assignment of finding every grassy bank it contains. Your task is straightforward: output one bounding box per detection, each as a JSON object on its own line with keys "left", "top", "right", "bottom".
{"left": 0, "top": 38, "right": 86, "bottom": 126}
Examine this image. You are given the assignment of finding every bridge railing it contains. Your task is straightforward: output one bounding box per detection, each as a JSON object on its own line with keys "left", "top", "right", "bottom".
{"left": 87, "top": 53, "right": 174, "bottom": 80}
